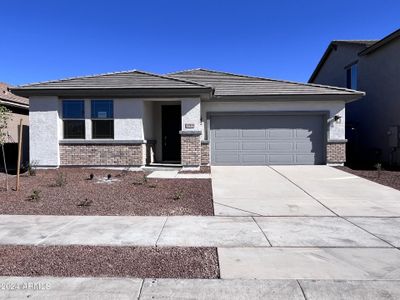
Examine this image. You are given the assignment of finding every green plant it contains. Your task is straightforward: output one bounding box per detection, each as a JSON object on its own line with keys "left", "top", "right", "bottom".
{"left": 27, "top": 160, "right": 38, "bottom": 176}
{"left": 173, "top": 189, "right": 184, "bottom": 200}
{"left": 53, "top": 172, "right": 67, "bottom": 187}
{"left": 28, "top": 189, "right": 41, "bottom": 201}
{"left": 374, "top": 163, "right": 382, "bottom": 178}
{"left": 77, "top": 198, "right": 93, "bottom": 207}
{"left": 0, "top": 105, "right": 11, "bottom": 191}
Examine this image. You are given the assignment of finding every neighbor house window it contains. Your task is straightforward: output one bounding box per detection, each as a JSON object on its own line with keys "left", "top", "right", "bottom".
{"left": 91, "top": 100, "right": 114, "bottom": 139}
{"left": 62, "top": 100, "right": 85, "bottom": 139}
{"left": 346, "top": 63, "right": 358, "bottom": 90}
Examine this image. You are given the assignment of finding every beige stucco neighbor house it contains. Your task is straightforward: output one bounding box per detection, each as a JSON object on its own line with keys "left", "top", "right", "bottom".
{"left": 0, "top": 83, "right": 29, "bottom": 169}
{"left": 309, "top": 29, "right": 400, "bottom": 166}
{"left": 11, "top": 69, "right": 363, "bottom": 168}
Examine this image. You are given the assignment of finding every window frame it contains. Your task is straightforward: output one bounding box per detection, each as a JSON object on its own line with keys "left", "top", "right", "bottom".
{"left": 345, "top": 63, "right": 358, "bottom": 90}
{"left": 91, "top": 99, "right": 114, "bottom": 139}
{"left": 62, "top": 99, "right": 86, "bottom": 139}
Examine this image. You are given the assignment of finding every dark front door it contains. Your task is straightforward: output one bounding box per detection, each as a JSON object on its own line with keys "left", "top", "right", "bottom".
{"left": 162, "top": 105, "right": 181, "bottom": 162}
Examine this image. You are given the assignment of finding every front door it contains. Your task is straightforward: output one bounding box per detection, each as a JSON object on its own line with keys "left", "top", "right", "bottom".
{"left": 161, "top": 105, "right": 181, "bottom": 162}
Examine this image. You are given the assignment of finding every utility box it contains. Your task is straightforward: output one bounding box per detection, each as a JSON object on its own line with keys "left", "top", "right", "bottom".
{"left": 388, "top": 126, "right": 399, "bottom": 147}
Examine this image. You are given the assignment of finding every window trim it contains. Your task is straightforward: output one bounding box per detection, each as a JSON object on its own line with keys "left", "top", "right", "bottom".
{"left": 62, "top": 99, "right": 86, "bottom": 139}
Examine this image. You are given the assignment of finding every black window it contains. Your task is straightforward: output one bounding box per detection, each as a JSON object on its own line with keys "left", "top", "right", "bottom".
{"left": 63, "top": 100, "right": 85, "bottom": 139}
{"left": 346, "top": 64, "right": 358, "bottom": 90}
{"left": 91, "top": 100, "right": 114, "bottom": 139}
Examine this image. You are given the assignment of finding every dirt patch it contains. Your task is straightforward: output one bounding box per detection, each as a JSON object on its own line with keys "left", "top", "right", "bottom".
{"left": 179, "top": 166, "right": 211, "bottom": 174}
{"left": 0, "top": 245, "right": 219, "bottom": 278}
{"left": 0, "top": 168, "right": 214, "bottom": 216}
{"left": 336, "top": 166, "right": 400, "bottom": 191}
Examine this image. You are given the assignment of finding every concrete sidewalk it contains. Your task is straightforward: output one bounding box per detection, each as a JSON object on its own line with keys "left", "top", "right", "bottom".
{"left": 1, "top": 277, "right": 400, "bottom": 299}
{"left": 1, "top": 215, "right": 397, "bottom": 248}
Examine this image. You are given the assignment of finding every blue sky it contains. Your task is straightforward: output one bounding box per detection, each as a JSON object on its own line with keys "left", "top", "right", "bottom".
{"left": 1, "top": 0, "right": 399, "bottom": 85}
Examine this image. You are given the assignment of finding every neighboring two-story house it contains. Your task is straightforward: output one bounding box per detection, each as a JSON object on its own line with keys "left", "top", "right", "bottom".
{"left": 309, "top": 29, "right": 400, "bottom": 166}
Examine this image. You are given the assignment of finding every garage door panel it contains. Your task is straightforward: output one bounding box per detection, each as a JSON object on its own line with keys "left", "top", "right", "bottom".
{"left": 242, "top": 142, "right": 267, "bottom": 150}
{"left": 214, "top": 153, "right": 240, "bottom": 164}
{"left": 295, "top": 142, "right": 313, "bottom": 152}
{"left": 241, "top": 130, "right": 266, "bottom": 138}
{"left": 214, "top": 141, "right": 239, "bottom": 150}
{"left": 269, "top": 154, "right": 295, "bottom": 164}
{"left": 214, "top": 129, "right": 239, "bottom": 138}
{"left": 242, "top": 154, "right": 267, "bottom": 164}
{"left": 296, "top": 154, "right": 316, "bottom": 164}
{"left": 268, "top": 142, "right": 294, "bottom": 151}
{"left": 210, "top": 114, "right": 325, "bottom": 165}
{"left": 268, "top": 129, "right": 293, "bottom": 139}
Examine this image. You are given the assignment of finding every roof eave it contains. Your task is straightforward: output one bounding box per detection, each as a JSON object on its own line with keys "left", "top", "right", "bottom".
{"left": 10, "top": 87, "right": 213, "bottom": 98}
{"left": 0, "top": 99, "right": 29, "bottom": 110}
{"left": 208, "top": 93, "right": 365, "bottom": 102}
{"left": 359, "top": 29, "right": 400, "bottom": 56}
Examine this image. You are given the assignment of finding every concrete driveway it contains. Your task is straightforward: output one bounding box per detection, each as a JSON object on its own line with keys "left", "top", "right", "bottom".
{"left": 212, "top": 165, "right": 400, "bottom": 281}
{"left": 212, "top": 165, "right": 400, "bottom": 217}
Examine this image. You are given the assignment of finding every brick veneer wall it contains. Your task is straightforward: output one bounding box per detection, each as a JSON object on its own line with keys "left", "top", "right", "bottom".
{"left": 201, "top": 142, "right": 210, "bottom": 166}
{"left": 60, "top": 143, "right": 145, "bottom": 166}
{"left": 326, "top": 142, "right": 346, "bottom": 164}
{"left": 181, "top": 133, "right": 201, "bottom": 167}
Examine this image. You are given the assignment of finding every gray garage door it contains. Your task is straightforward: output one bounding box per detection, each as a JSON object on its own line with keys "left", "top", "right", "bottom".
{"left": 210, "top": 114, "right": 325, "bottom": 165}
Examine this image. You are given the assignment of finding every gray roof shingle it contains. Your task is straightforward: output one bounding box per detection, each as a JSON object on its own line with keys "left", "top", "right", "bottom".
{"left": 168, "top": 69, "right": 363, "bottom": 96}
{"left": 16, "top": 70, "right": 209, "bottom": 90}
{"left": 0, "top": 82, "right": 29, "bottom": 108}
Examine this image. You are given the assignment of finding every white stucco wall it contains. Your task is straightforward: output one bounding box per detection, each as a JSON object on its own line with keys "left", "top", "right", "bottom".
{"left": 29, "top": 96, "right": 60, "bottom": 166}
{"left": 113, "top": 99, "right": 144, "bottom": 140}
{"left": 181, "top": 98, "right": 201, "bottom": 132}
{"left": 143, "top": 101, "right": 155, "bottom": 140}
{"left": 202, "top": 100, "right": 346, "bottom": 141}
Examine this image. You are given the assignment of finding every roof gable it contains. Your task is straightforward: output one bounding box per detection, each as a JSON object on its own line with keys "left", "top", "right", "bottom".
{"left": 309, "top": 40, "right": 377, "bottom": 82}
{"left": 169, "top": 68, "right": 363, "bottom": 97}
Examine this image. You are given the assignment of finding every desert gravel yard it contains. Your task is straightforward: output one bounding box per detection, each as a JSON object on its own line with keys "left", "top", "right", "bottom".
{"left": 0, "top": 169, "right": 213, "bottom": 216}
{"left": 337, "top": 166, "right": 400, "bottom": 191}
{"left": 0, "top": 245, "right": 219, "bottom": 278}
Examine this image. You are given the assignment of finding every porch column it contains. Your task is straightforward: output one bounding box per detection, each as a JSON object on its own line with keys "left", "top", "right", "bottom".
{"left": 180, "top": 98, "right": 202, "bottom": 167}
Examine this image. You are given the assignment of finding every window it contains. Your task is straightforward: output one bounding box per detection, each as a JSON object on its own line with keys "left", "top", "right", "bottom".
{"left": 63, "top": 100, "right": 85, "bottom": 139}
{"left": 91, "top": 100, "right": 114, "bottom": 139}
{"left": 346, "top": 63, "right": 358, "bottom": 90}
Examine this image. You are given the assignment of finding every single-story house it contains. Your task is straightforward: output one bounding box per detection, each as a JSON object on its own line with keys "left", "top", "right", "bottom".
{"left": 11, "top": 69, "right": 364, "bottom": 168}
{"left": 0, "top": 82, "right": 29, "bottom": 170}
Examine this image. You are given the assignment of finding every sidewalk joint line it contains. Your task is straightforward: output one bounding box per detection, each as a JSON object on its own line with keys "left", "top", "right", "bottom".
{"left": 268, "top": 166, "right": 397, "bottom": 249}
{"left": 35, "top": 217, "right": 79, "bottom": 246}
{"left": 214, "top": 201, "right": 263, "bottom": 216}
{"left": 137, "top": 279, "right": 144, "bottom": 300}
{"left": 296, "top": 280, "right": 308, "bottom": 300}
{"left": 155, "top": 217, "right": 168, "bottom": 246}
{"left": 252, "top": 216, "right": 272, "bottom": 247}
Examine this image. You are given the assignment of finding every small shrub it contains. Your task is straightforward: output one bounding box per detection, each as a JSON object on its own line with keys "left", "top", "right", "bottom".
{"left": 27, "top": 161, "right": 38, "bottom": 176}
{"left": 374, "top": 163, "right": 383, "bottom": 178}
{"left": 77, "top": 198, "right": 93, "bottom": 207}
{"left": 147, "top": 183, "right": 157, "bottom": 188}
{"left": 107, "top": 174, "right": 112, "bottom": 180}
{"left": 27, "top": 189, "right": 41, "bottom": 201}
{"left": 173, "top": 189, "right": 184, "bottom": 200}
{"left": 89, "top": 173, "right": 94, "bottom": 180}
{"left": 52, "top": 172, "right": 67, "bottom": 187}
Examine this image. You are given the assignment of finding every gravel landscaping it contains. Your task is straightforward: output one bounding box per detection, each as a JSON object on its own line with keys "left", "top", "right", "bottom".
{"left": 0, "top": 168, "right": 213, "bottom": 216}
{"left": 337, "top": 166, "right": 400, "bottom": 191}
{"left": 0, "top": 245, "right": 219, "bottom": 278}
